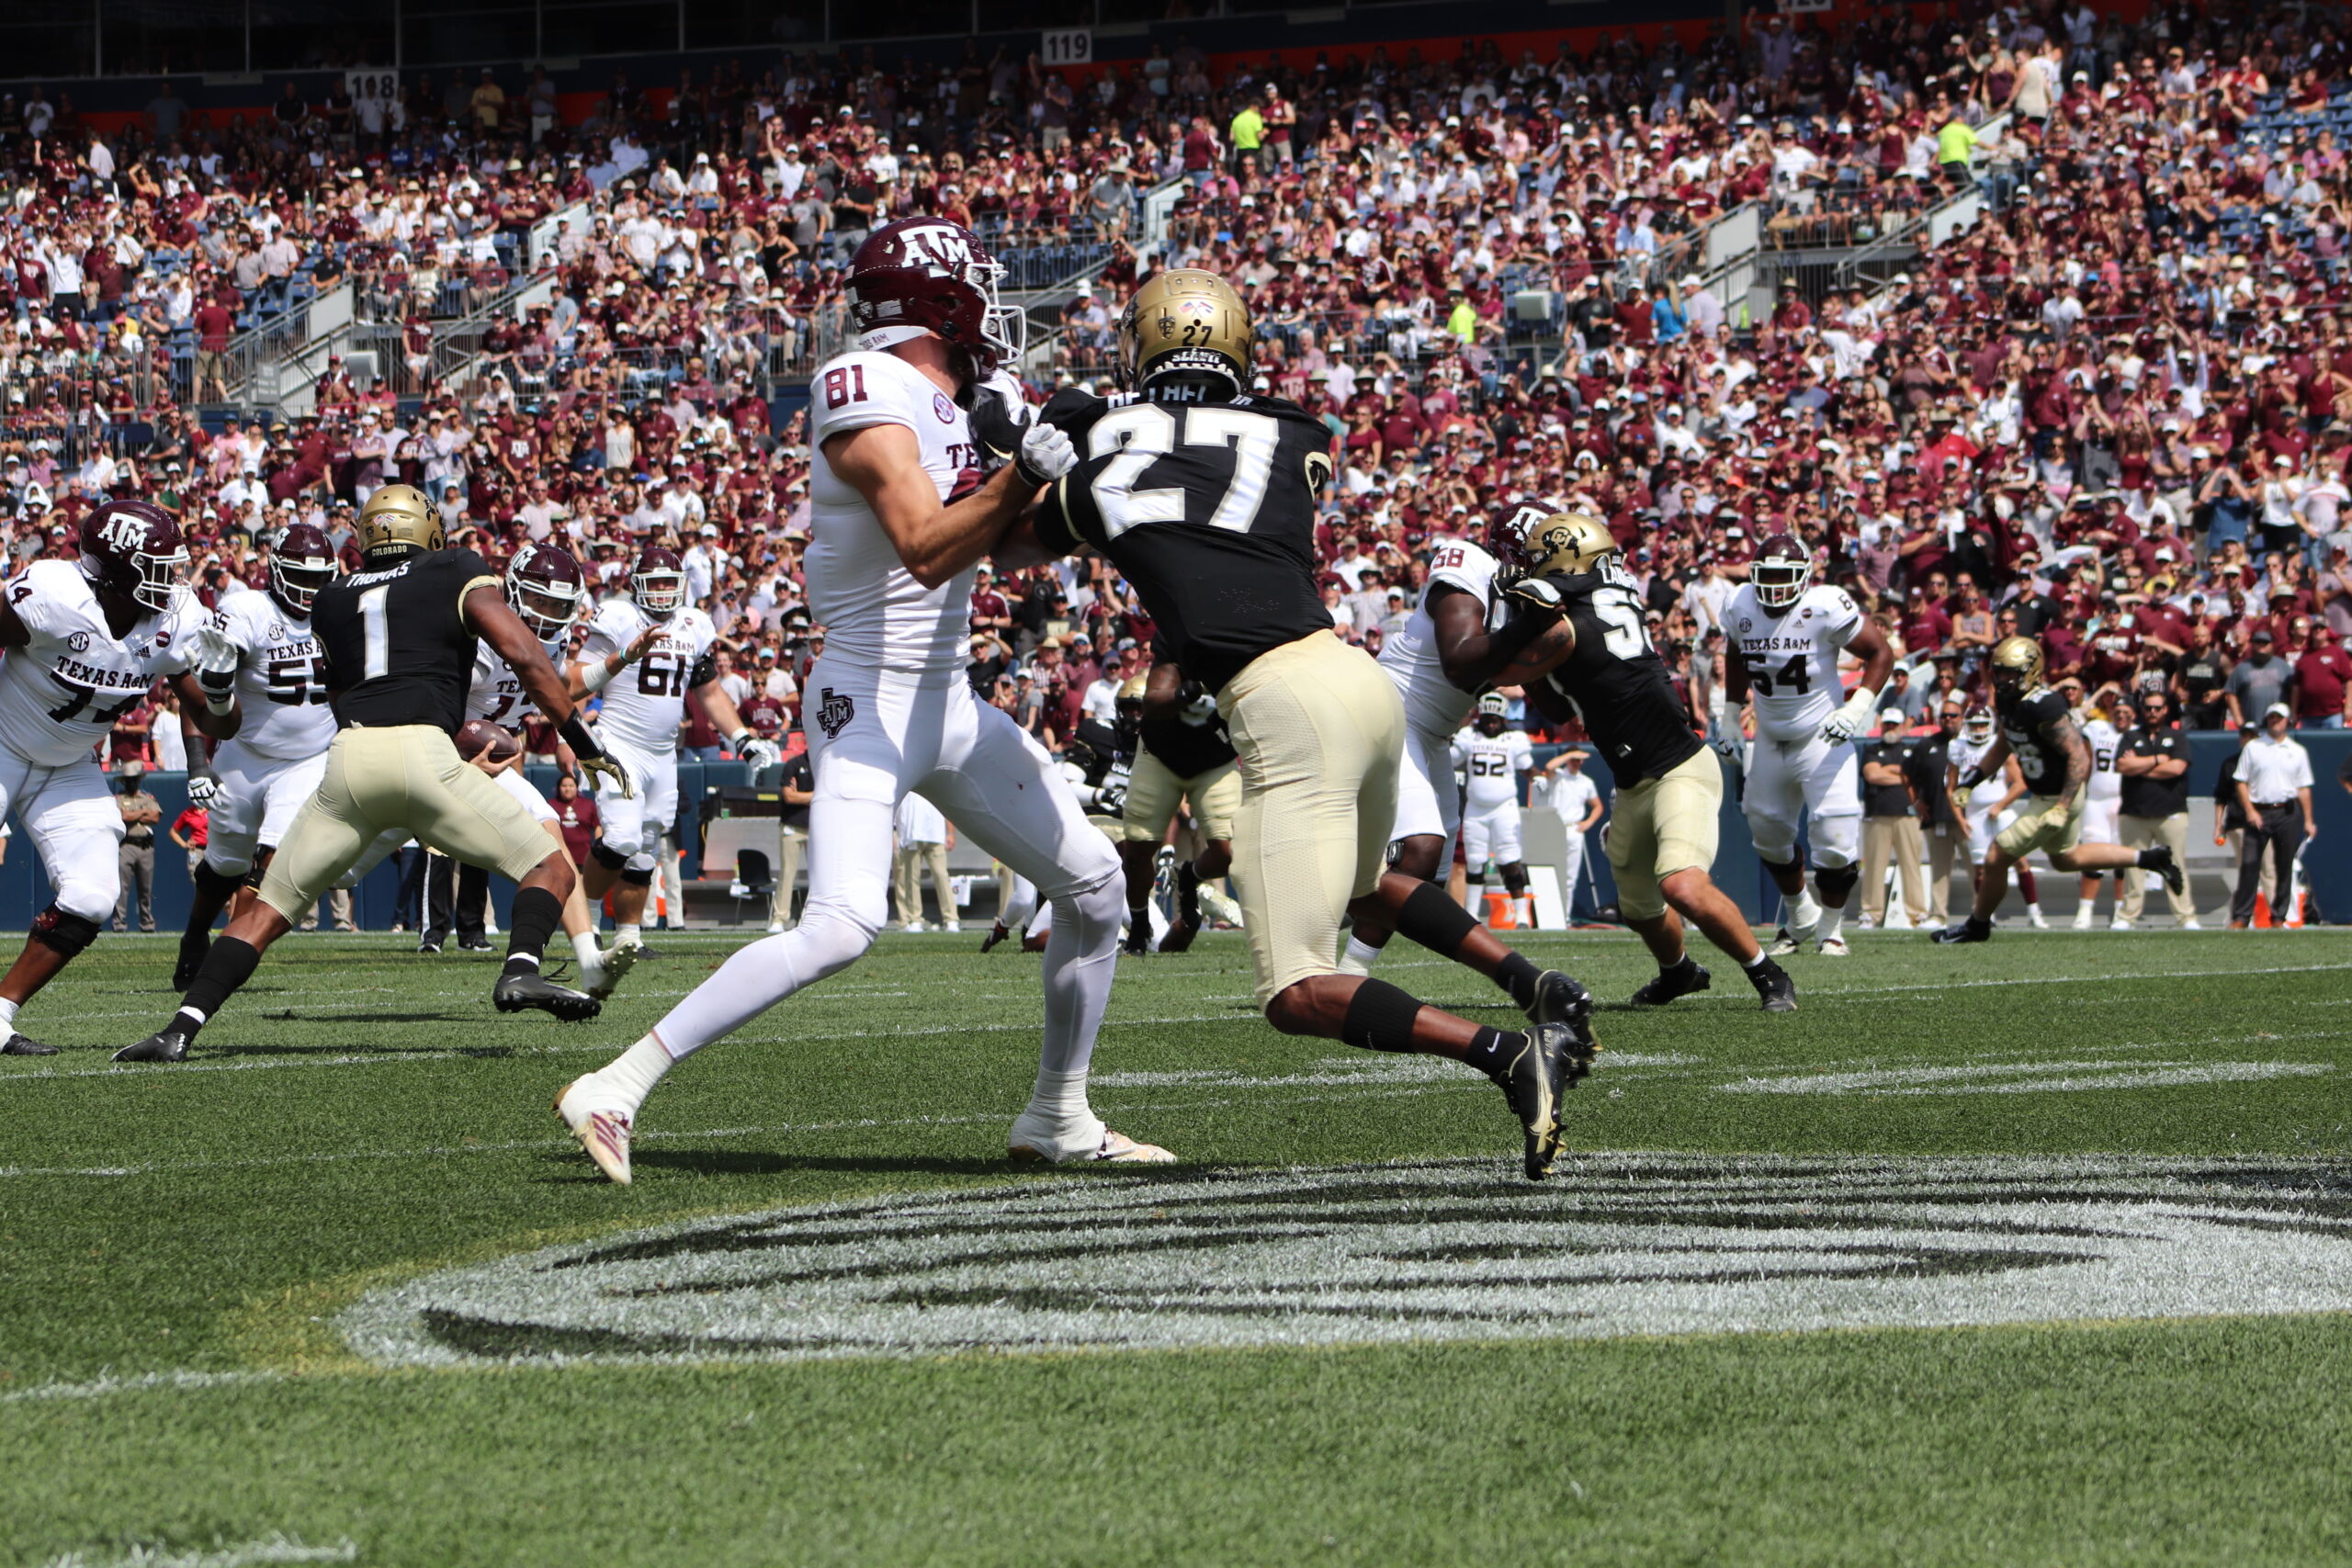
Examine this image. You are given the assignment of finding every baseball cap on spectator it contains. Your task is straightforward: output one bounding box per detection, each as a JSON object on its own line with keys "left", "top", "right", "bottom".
{"left": 2266, "top": 702, "right": 2292, "bottom": 719}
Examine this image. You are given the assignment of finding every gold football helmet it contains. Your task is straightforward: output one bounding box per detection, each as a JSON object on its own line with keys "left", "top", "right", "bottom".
{"left": 357, "top": 483, "right": 445, "bottom": 558}
{"left": 1989, "top": 635, "right": 2046, "bottom": 691}
{"left": 1116, "top": 674, "right": 1149, "bottom": 705}
{"left": 1512, "top": 511, "right": 1617, "bottom": 580}
{"left": 1116, "top": 270, "right": 1254, "bottom": 395}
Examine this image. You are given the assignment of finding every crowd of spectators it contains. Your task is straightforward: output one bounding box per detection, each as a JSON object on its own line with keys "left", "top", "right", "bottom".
{"left": 3, "top": 0, "right": 2351, "bottom": 797}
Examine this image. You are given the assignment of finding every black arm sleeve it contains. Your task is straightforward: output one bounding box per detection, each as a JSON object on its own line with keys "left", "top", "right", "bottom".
{"left": 687, "top": 650, "right": 719, "bottom": 689}
{"left": 1035, "top": 478, "right": 1081, "bottom": 556}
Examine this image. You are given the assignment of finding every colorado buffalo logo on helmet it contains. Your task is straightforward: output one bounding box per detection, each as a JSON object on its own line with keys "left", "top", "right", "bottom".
{"left": 816, "top": 688, "right": 855, "bottom": 739}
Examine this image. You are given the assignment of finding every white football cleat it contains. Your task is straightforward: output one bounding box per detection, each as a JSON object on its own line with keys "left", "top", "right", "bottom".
{"left": 1815, "top": 936, "right": 1851, "bottom": 956}
{"left": 584, "top": 940, "right": 637, "bottom": 1002}
{"left": 1765, "top": 927, "right": 1804, "bottom": 957}
{"left": 554, "top": 1076, "right": 634, "bottom": 1185}
{"left": 2028, "top": 908, "right": 2051, "bottom": 929}
{"left": 1008, "top": 1110, "right": 1175, "bottom": 1165}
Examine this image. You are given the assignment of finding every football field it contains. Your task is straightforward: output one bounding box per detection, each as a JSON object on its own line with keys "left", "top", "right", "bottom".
{"left": 3, "top": 929, "right": 2349, "bottom": 1567}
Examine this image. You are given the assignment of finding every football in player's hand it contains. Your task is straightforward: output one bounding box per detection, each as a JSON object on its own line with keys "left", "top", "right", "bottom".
{"left": 456, "top": 718, "right": 521, "bottom": 764}
{"left": 1490, "top": 621, "right": 1577, "bottom": 689}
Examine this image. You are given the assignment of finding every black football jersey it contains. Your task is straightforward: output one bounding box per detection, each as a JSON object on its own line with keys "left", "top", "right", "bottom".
{"left": 1537, "top": 558, "right": 1702, "bottom": 783}
{"left": 313, "top": 547, "right": 501, "bottom": 734}
{"left": 1996, "top": 686, "right": 2075, "bottom": 795}
{"left": 1034, "top": 390, "right": 1336, "bottom": 695}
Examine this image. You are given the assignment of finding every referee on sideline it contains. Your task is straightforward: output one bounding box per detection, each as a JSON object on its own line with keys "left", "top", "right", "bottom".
{"left": 2231, "top": 703, "right": 2316, "bottom": 928}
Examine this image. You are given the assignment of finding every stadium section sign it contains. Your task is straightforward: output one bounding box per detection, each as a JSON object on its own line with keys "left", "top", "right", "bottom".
{"left": 343, "top": 1156, "right": 2352, "bottom": 1367}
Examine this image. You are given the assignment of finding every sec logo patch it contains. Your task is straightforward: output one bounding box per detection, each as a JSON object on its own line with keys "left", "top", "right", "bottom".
{"left": 933, "top": 393, "right": 956, "bottom": 423}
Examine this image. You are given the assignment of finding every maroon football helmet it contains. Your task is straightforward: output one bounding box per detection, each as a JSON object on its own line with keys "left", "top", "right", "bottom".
{"left": 269, "top": 523, "right": 338, "bottom": 616}
{"left": 80, "top": 499, "right": 188, "bottom": 614}
{"left": 629, "top": 547, "right": 685, "bottom": 616}
{"left": 847, "top": 218, "right": 1019, "bottom": 374}
{"left": 506, "top": 542, "right": 586, "bottom": 638}
{"left": 1485, "top": 497, "right": 1563, "bottom": 577}
{"left": 1751, "top": 532, "right": 1813, "bottom": 613}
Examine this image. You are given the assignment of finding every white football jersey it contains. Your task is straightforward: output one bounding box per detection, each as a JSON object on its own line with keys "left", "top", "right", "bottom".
{"left": 467, "top": 635, "right": 564, "bottom": 727}
{"left": 209, "top": 583, "right": 334, "bottom": 761}
{"left": 1452, "top": 728, "right": 1532, "bottom": 811}
{"left": 806, "top": 350, "right": 987, "bottom": 680}
{"left": 578, "top": 597, "right": 718, "bottom": 756}
{"left": 1726, "top": 583, "right": 1864, "bottom": 743}
{"left": 1378, "top": 536, "right": 1505, "bottom": 736}
{"left": 2082, "top": 716, "right": 2121, "bottom": 804}
{"left": 0, "top": 559, "right": 199, "bottom": 766}
{"left": 1950, "top": 733, "right": 2010, "bottom": 811}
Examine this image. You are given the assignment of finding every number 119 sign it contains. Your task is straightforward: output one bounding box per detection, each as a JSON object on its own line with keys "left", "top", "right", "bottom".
{"left": 1042, "top": 28, "right": 1092, "bottom": 66}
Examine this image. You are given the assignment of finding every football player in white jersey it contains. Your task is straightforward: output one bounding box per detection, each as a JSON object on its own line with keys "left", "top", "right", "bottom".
{"left": 555, "top": 216, "right": 1161, "bottom": 1185}
{"left": 1343, "top": 500, "right": 1595, "bottom": 1021}
{"left": 1721, "top": 534, "right": 1894, "bottom": 956}
{"left": 0, "top": 500, "right": 243, "bottom": 1054}
{"left": 2072, "top": 692, "right": 2125, "bottom": 929}
{"left": 1452, "top": 694, "right": 1537, "bottom": 925}
{"left": 567, "top": 545, "right": 776, "bottom": 953}
{"left": 173, "top": 523, "right": 339, "bottom": 990}
{"left": 1945, "top": 705, "right": 2046, "bottom": 925}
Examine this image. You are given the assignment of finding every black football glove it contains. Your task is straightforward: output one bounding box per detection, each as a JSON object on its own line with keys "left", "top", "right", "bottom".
{"left": 968, "top": 384, "right": 1034, "bottom": 468}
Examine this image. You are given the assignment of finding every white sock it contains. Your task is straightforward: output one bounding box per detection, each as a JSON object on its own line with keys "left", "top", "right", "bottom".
{"left": 617, "top": 922, "right": 640, "bottom": 944}
{"left": 1341, "top": 935, "right": 1384, "bottom": 972}
{"left": 601, "top": 1034, "right": 675, "bottom": 1114}
{"left": 1026, "top": 1066, "right": 1091, "bottom": 1125}
{"left": 1742, "top": 950, "right": 1770, "bottom": 970}
{"left": 571, "top": 931, "right": 604, "bottom": 968}
{"left": 0, "top": 998, "right": 17, "bottom": 1031}
{"left": 1815, "top": 901, "right": 1848, "bottom": 942}
{"left": 1789, "top": 890, "right": 1822, "bottom": 933}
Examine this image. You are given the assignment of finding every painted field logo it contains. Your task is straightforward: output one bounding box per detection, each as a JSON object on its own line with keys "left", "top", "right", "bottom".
{"left": 340, "top": 1156, "right": 2352, "bottom": 1369}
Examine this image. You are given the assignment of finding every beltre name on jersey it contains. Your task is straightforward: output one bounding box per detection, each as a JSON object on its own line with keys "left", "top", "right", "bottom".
{"left": 1379, "top": 536, "right": 1506, "bottom": 735}
{"left": 579, "top": 597, "right": 718, "bottom": 756}
{"left": 0, "top": 559, "right": 198, "bottom": 766}
{"left": 805, "top": 350, "right": 989, "bottom": 679}
{"left": 209, "top": 583, "right": 334, "bottom": 760}
{"left": 1726, "top": 582, "right": 1864, "bottom": 742}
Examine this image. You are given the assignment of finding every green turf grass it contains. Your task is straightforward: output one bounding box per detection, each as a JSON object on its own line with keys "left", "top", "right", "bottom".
{"left": 3, "top": 931, "right": 2348, "bottom": 1565}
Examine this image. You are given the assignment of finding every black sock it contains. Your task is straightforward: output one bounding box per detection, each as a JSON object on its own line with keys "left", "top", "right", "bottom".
{"left": 1494, "top": 950, "right": 1542, "bottom": 1010}
{"left": 1462, "top": 1025, "right": 1522, "bottom": 1077}
{"left": 172, "top": 936, "right": 262, "bottom": 1043}
{"left": 502, "top": 886, "right": 564, "bottom": 979}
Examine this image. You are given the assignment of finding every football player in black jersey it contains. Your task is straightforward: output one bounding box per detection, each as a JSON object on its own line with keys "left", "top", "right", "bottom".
{"left": 998, "top": 268, "right": 1596, "bottom": 1179}
{"left": 1496, "top": 509, "right": 1800, "bottom": 1012}
{"left": 1931, "top": 636, "right": 2184, "bottom": 942}
{"left": 116, "top": 485, "right": 634, "bottom": 1062}
{"left": 1126, "top": 658, "right": 1241, "bottom": 954}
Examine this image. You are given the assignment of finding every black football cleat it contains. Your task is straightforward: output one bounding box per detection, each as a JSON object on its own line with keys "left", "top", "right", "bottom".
{"left": 417, "top": 940, "right": 443, "bottom": 955}
{"left": 1630, "top": 957, "right": 1711, "bottom": 1008}
{"left": 980, "top": 921, "right": 1011, "bottom": 953}
{"left": 113, "top": 1032, "right": 190, "bottom": 1063}
{"left": 1748, "top": 958, "right": 1798, "bottom": 1013}
{"left": 1121, "top": 923, "right": 1151, "bottom": 957}
{"left": 2144, "top": 845, "right": 2186, "bottom": 896}
{"left": 1492, "top": 1023, "right": 1571, "bottom": 1180}
{"left": 1930, "top": 917, "right": 1994, "bottom": 944}
{"left": 1525, "top": 968, "right": 1600, "bottom": 1082}
{"left": 2, "top": 1032, "right": 60, "bottom": 1056}
{"left": 173, "top": 932, "right": 210, "bottom": 992}
{"left": 492, "top": 971, "right": 602, "bottom": 1022}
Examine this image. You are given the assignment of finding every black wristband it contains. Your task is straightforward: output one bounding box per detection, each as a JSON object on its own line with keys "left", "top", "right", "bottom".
{"left": 559, "top": 714, "right": 606, "bottom": 762}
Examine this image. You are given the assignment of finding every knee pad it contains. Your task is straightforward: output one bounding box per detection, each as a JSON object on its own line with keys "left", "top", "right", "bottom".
{"left": 1815, "top": 863, "right": 1861, "bottom": 904}
{"left": 591, "top": 840, "right": 632, "bottom": 872}
{"left": 193, "top": 860, "right": 247, "bottom": 901}
{"left": 1500, "top": 863, "right": 1530, "bottom": 896}
{"left": 620, "top": 863, "right": 655, "bottom": 887}
{"left": 30, "top": 905, "right": 102, "bottom": 959}
{"left": 1810, "top": 815, "right": 1862, "bottom": 871}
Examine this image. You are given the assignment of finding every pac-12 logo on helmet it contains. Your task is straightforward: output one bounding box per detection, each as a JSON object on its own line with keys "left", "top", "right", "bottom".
{"left": 507, "top": 543, "right": 587, "bottom": 638}
{"left": 847, "top": 218, "right": 1020, "bottom": 374}
{"left": 268, "top": 523, "right": 339, "bottom": 616}
{"left": 80, "top": 499, "right": 189, "bottom": 614}
{"left": 629, "top": 547, "right": 685, "bottom": 617}
{"left": 1751, "top": 533, "right": 1813, "bottom": 615}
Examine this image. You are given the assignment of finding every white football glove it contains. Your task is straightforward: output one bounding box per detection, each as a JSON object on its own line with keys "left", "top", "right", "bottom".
{"left": 1710, "top": 733, "right": 1746, "bottom": 765}
{"left": 1819, "top": 687, "right": 1880, "bottom": 745}
{"left": 739, "top": 736, "right": 782, "bottom": 773}
{"left": 185, "top": 772, "right": 221, "bottom": 809}
{"left": 1177, "top": 680, "right": 1219, "bottom": 728}
{"left": 1014, "top": 420, "right": 1078, "bottom": 487}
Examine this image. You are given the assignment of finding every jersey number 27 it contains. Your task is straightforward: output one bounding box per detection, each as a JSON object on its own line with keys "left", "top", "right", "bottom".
{"left": 1087, "top": 404, "right": 1280, "bottom": 537}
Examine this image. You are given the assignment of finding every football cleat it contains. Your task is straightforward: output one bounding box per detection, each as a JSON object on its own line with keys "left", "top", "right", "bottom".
{"left": 113, "top": 1031, "right": 189, "bottom": 1063}
{"left": 554, "top": 1077, "right": 633, "bottom": 1185}
{"left": 2143, "top": 845, "right": 2186, "bottom": 895}
{"left": 1931, "top": 917, "right": 1994, "bottom": 943}
{"left": 1815, "top": 936, "right": 1851, "bottom": 957}
{"left": 1765, "top": 926, "right": 1804, "bottom": 957}
{"left": 1492, "top": 1023, "right": 1571, "bottom": 1180}
{"left": 1630, "top": 958, "right": 1710, "bottom": 1008}
{"left": 417, "top": 940, "right": 443, "bottom": 955}
{"left": 2072, "top": 906, "right": 2095, "bottom": 931}
{"left": 1524, "top": 968, "right": 1599, "bottom": 1080}
{"left": 1748, "top": 958, "right": 1798, "bottom": 1012}
{"left": 2, "top": 1032, "right": 60, "bottom": 1056}
{"left": 2027, "top": 908, "right": 2051, "bottom": 930}
{"left": 1121, "top": 923, "right": 1151, "bottom": 956}
{"left": 493, "top": 970, "right": 602, "bottom": 1022}
{"left": 981, "top": 921, "right": 1011, "bottom": 953}
{"left": 1009, "top": 1111, "right": 1176, "bottom": 1165}
{"left": 173, "top": 932, "right": 210, "bottom": 992}
{"left": 583, "top": 941, "right": 637, "bottom": 1003}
